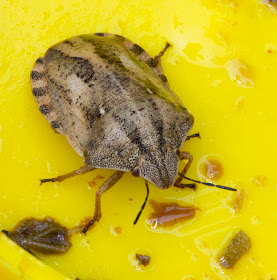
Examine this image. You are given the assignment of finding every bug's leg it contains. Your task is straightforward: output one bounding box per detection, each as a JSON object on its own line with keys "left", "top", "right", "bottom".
{"left": 82, "top": 171, "right": 125, "bottom": 234}
{"left": 174, "top": 152, "right": 196, "bottom": 189}
{"left": 40, "top": 166, "right": 96, "bottom": 185}
{"left": 155, "top": 42, "right": 171, "bottom": 63}
{"left": 186, "top": 133, "right": 201, "bottom": 141}
{"left": 154, "top": 42, "right": 171, "bottom": 70}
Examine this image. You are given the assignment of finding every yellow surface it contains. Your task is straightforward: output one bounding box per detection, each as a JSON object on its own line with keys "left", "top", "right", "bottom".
{"left": 0, "top": 0, "right": 277, "bottom": 279}
{"left": 0, "top": 232, "right": 70, "bottom": 280}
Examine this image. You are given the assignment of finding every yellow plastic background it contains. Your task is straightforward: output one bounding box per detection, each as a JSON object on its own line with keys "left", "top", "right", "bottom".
{"left": 1, "top": 0, "right": 277, "bottom": 279}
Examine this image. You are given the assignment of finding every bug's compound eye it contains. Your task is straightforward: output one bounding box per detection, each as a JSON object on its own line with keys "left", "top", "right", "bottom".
{"left": 132, "top": 168, "right": 140, "bottom": 177}
{"left": 175, "top": 150, "right": 180, "bottom": 156}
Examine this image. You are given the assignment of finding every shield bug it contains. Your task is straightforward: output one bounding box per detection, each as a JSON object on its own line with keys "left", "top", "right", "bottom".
{"left": 30, "top": 33, "right": 236, "bottom": 233}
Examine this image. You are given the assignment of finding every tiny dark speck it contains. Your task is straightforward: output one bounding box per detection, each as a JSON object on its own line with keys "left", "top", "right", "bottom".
{"left": 94, "top": 33, "right": 104, "bottom": 37}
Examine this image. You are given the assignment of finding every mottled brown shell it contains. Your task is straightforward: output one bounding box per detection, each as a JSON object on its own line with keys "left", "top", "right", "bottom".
{"left": 30, "top": 33, "right": 194, "bottom": 188}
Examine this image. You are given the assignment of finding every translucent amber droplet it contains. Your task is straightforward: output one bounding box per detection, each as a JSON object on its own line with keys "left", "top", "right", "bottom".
{"left": 225, "top": 59, "right": 254, "bottom": 88}
{"left": 199, "top": 157, "right": 224, "bottom": 182}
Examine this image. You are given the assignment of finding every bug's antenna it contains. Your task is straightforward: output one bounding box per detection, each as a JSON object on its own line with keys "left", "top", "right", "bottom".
{"left": 133, "top": 181, "right": 150, "bottom": 225}
{"left": 178, "top": 173, "right": 237, "bottom": 191}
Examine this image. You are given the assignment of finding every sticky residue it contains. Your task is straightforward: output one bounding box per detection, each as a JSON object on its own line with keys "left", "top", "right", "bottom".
{"left": 198, "top": 156, "right": 224, "bottom": 182}
{"left": 218, "top": 230, "right": 251, "bottom": 268}
{"left": 88, "top": 181, "right": 97, "bottom": 188}
{"left": 89, "top": 175, "right": 105, "bottom": 188}
{"left": 265, "top": 43, "right": 277, "bottom": 54}
{"left": 148, "top": 200, "right": 197, "bottom": 228}
{"left": 202, "top": 272, "right": 219, "bottom": 280}
{"left": 233, "top": 96, "right": 246, "bottom": 112}
{"left": 183, "top": 43, "right": 204, "bottom": 63}
{"left": 251, "top": 216, "right": 261, "bottom": 225}
{"left": 265, "top": 273, "right": 277, "bottom": 280}
{"left": 181, "top": 276, "right": 196, "bottom": 280}
{"left": 229, "top": 188, "right": 247, "bottom": 213}
{"left": 110, "top": 225, "right": 122, "bottom": 236}
{"left": 2, "top": 217, "right": 71, "bottom": 255}
{"left": 263, "top": 0, "right": 277, "bottom": 12}
{"left": 251, "top": 174, "right": 268, "bottom": 188}
{"left": 225, "top": 59, "right": 254, "bottom": 88}
{"left": 136, "top": 254, "right": 150, "bottom": 266}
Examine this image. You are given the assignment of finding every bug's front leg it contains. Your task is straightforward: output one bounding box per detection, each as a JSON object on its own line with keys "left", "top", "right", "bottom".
{"left": 40, "top": 165, "right": 96, "bottom": 184}
{"left": 82, "top": 171, "right": 125, "bottom": 234}
{"left": 174, "top": 151, "right": 196, "bottom": 189}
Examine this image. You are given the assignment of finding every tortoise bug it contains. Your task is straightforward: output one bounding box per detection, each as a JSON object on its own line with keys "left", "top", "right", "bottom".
{"left": 30, "top": 33, "right": 236, "bottom": 233}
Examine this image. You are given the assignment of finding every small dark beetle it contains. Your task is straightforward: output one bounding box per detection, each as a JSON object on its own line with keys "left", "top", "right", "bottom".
{"left": 31, "top": 33, "right": 235, "bottom": 233}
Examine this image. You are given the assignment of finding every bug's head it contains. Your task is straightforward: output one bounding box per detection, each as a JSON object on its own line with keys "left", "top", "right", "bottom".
{"left": 132, "top": 145, "right": 179, "bottom": 189}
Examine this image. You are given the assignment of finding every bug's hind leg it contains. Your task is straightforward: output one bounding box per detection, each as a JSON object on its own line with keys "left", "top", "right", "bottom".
{"left": 154, "top": 43, "right": 171, "bottom": 65}
{"left": 174, "top": 152, "right": 196, "bottom": 189}
{"left": 155, "top": 43, "right": 171, "bottom": 62}
{"left": 40, "top": 165, "right": 95, "bottom": 185}
{"left": 82, "top": 171, "right": 124, "bottom": 233}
